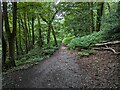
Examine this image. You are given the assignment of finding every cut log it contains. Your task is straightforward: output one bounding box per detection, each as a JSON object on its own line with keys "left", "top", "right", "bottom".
{"left": 95, "top": 41, "right": 120, "bottom": 46}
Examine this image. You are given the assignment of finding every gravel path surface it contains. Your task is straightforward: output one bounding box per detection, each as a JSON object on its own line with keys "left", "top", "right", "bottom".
{"left": 2, "top": 45, "right": 120, "bottom": 88}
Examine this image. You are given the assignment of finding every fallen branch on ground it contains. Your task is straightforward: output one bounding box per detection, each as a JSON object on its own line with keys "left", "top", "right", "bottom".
{"left": 93, "top": 47, "right": 120, "bottom": 55}
{"left": 95, "top": 41, "right": 120, "bottom": 46}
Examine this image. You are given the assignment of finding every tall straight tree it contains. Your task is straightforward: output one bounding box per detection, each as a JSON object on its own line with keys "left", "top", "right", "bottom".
{"left": 117, "top": 1, "right": 120, "bottom": 15}
{"left": 37, "top": 15, "right": 43, "bottom": 48}
{"left": 2, "top": 13, "right": 7, "bottom": 67}
{"left": 31, "top": 16, "right": 35, "bottom": 48}
{"left": 3, "top": 2, "right": 17, "bottom": 67}
{"left": 40, "top": 9, "right": 58, "bottom": 46}
{"left": 90, "top": 2, "right": 95, "bottom": 32}
{"left": 96, "top": 2, "right": 104, "bottom": 31}
{"left": 51, "top": 25, "right": 58, "bottom": 46}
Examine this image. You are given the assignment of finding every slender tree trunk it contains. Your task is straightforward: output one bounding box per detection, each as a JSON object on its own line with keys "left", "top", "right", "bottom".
{"left": 32, "top": 16, "right": 35, "bottom": 48}
{"left": 117, "top": 2, "right": 120, "bottom": 26}
{"left": 2, "top": 15, "right": 7, "bottom": 67}
{"left": 2, "top": 33, "right": 7, "bottom": 68}
{"left": 23, "top": 13, "right": 28, "bottom": 54}
{"left": 20, "top": 18, "right": 28, "bottom": 54}
{"left": 117, "top": 1, "right": 120, "bottom": 15}
{"left": 47, "top": 23, "right": 51, "bottom": 45}
{"left": 51, "top": 25, "right": 58, "bottom": 46}
{"left": 96, "top": 2, "right": 104, "bottom": 31}
{"left": 27, "top": 16, "right": 31, "bottom": 50}
{"left": 107, "top": 3, "right": 111, "bottom": 13}
{"left": 18, "top": 18, "right": 23, "bottom": 54}
{"left": 90, "top": 2, "right": 94, "bottom": 32}
{"left": 16, "top": 37, "right": 19, "bottom": 59}
{"left": 37, "top": 15, "right": 43, "bottom": 48}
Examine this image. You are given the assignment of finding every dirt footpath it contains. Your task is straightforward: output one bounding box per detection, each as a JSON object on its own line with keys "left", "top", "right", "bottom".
{"left": 2, "top": 45, "right": 120, "bottom": 88}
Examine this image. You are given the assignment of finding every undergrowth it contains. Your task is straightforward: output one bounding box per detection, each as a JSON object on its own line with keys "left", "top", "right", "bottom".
{"left": 3, "top": 45, "right": 58, "bottom": 72}
{"left": 63, "top": 31, "right": 104, "bottom": 49}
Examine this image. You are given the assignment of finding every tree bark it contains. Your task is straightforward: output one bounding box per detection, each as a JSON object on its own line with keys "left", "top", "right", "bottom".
{"left": 51, "top": 25, "right": 58, "bottom": 46}
{"left": 117, "top": 1, "right": 120, "bottom": 16}
{"left": 2, "top": 15, "right": 7, "bottom": 67}
{"left": 2, "top": 33, "right": 7, "bottom": 68}
{"left": 32, "top": 16, "right": 35, "bottom": 48}
{"left": 18, "top": 18, "right": 23, "bottom": 54}
{"left": 20, "top": 17, "right": 28, "bottom": 54}
{"left": 47, "top": 23, "right": 51, "bottom": 45}
{"left": 107, "top": 3, "right": 111, "bottom": 13}
{"left": 37, "top": 15, "right": 43, "bottom": 48}
{"left": 8, "top": 37, "right": 16, "bottom": 67}
{"left": 23, "top": 13, "right": 28, "bottom": 54}
{"left": 90, "top": 2, "right": 94, "bottom": 32}
{"left": 16, "top": 36, "right": 19, "bottom": 59}
{"left": 3, "top": 2, "right": 17, "bottom": 67}
{"left": 27, "top": 16, "right": 31, "bottom": 50}
{"left": 96, "top": 2, "right": 104, "bottom": 31}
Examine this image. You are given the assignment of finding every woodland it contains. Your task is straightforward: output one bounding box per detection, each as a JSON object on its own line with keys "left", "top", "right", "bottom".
{"left": 2, "top": 2, "right": 120, "bottom": 68}
{"left": 1, "top": 1, "right": 120, "bottom": 88}
{"left": 2, "top": 1, "right": 120, "bottom": 68}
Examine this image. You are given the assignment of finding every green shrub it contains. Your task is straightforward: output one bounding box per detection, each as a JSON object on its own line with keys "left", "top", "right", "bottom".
{"left": 101, "top": 12, "right": 120, "bottom": 41}
{"left": 15, "top": 45, "right": 58, "bottom": 67}
{"left": 62, "top": 36, "right": 75, "bottom": 45}
{"left": 68, "top": 31, "right": 104, "bottom": 49}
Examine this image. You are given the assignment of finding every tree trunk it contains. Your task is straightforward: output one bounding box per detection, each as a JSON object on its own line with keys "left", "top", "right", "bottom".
{"left": 2, "top": 15, "right": 7, "bottom": 67}
{"left": 16, "top": 37, "right": 19, "bottom": 59}
{"left": 20, "top": 18, "right": 28, "bottom": 54}
{"left": 37, "top": 15, "right": 43, "bottom": 48}
{"left": 27, "top": 16, "right": 31, "bottom": 50}
{"left": 18, "top": 18, "right": 23, "bottom": 54}
{"left": 47, "top": 23, "right": 51, "bottom": 45}
{"left": 8, "top": 37, "right": 16, "bottom": 67}
{"left": 90, "top": 2, "right": 94, "bottom": 32}
{"left": 32, "top": 16, "right": 35, "bottom": 48}
{"left": 23, "top": 13, "right": 28, "bottom": 54}
{"left": 96, "top": 2, "right": 104, "bottom": 31}
{"left": 3, "top": 2, "right": 17, "bottom": 67}
{"left": 51, "top": 25, "right": 58, "bottom": 46}
{"left": 107, "top": 3, "right": 111, "bottom": 13}
{"left": 2, "top": 33, "right": 7, "bottom": 68}
{"left": 10, "top": 2, "right": 17, "bottom": 67}
{"left": 117, "top": 1, "right": 120, "bottom": 16}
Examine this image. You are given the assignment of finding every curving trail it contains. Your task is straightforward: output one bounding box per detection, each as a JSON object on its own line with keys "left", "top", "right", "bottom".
{"left": 2, "top": 45, "right": 119, "bottom": 88}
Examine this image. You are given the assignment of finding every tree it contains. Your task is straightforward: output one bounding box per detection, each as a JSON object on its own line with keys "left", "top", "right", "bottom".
{"left": 31, "top": 16, "right": 35, "bottom": 48}
{"left": 37, "top": 15, "right": 43, "bottom": 48}
{"left": 96, "top": 2, "right": 104, "bottom": 31}
{"left": 3, "top": 2, "right": 17, "bottom": 67}
{"left": 89, "top": 2, "right": 95, "bottom": 32}
{"left": 2, "top": 14, "right": 7, "bottom": 68}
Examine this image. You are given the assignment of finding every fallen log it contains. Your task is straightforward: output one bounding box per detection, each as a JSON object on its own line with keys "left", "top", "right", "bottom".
{"left": 95, "top": 41, "right": 120, "bottom": 46}
{"left": 93, "top": 47, "right": 120, "bottom": 55}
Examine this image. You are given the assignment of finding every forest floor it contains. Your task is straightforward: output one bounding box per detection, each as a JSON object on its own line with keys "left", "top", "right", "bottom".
{"left": 2, "top": 44, "right": 120, "bottom": 88}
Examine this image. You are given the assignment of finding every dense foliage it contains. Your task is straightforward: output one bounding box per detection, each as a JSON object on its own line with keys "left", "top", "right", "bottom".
{"left": 1, "top": 2, "right": 120, "bottom": 71}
